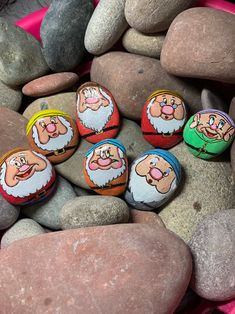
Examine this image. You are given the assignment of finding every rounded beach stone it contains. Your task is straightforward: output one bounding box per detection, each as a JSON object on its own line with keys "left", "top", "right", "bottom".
{"left": 85, "top": 0, "right": 128, "bottom": 55}
{"left": 160, "top": 8, "right": 235, "bottom": 84}
{"left": 0, "top": 107, "right": 29, "bottom": 156}
{"left": 23, "top": 92, "right": 77, "bottom": 121}
{"left": 0, "top": 224, "right": 192, "bottom": 313}
{"left": 91, "top": 51, "right": 202, "bottom": 120}
{"left": 1, "top": 218, "right": 45, "bottom": 248}
{"left": 231, "top": 141, "right": 235, "bottom": 178}
{"left": 122, "top": 28, "right": 165, "bottom": 59}
{"left": 73, "top": 185, "right": 94, "bottom": 196}
{"left": 76, "top": 82, "right": 120, "bottom": 143}
{"left": 116, "top": 118, "right": 153, "bottom": 162}
{"left": 201, "top": 88, "right": 227, "bottom": 112}
{"left": 0, "top": 18, "right": 49, "bottom": 86}
{"left": 159, "top": 142, "right": 235, "bottom": 242}
{"left": 0, "top": 80, "right": 22, "bottom": 111}
{"left": 55, "top": 139, "right": 92, "bottom": 189}
{"left": 130, "top": 209, "right": 165, "bottom": 227}
{"left": 40, "top": 0, "right": 93, "bottom": 72}
{"left": 229, "top": 97, "right": 235, "bottom": 121}
{"left": 60, "top": 195, "right": 129, "bottom": 229}
{"left": 124, "top": 0, "right": 195, "bottom": 33}
{"left": 189, "top": 209, "right": 235, "bottom": 301}
{"left": 0, "top": 195, "right": 20, "bottom": 230}
{"left": 22, "top": 176, "right": 76, "bottom": 230}
{"left": 22, "top": 72, "right": 79, "bottom": 97}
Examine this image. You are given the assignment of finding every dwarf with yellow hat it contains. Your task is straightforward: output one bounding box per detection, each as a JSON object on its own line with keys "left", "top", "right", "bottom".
{"left": 26, "top": 109, "right": 79, "bottom": 164}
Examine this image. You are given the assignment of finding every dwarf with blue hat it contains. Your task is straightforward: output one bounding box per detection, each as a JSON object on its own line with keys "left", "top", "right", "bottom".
{"left": 124, "top": 149, "right": 181, "bottom": 210}
{"left": 84, "top": 139, "right": 128, "bottom": 196}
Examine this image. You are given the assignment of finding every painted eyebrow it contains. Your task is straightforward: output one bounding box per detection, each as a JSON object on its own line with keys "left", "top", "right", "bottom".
{"left": 219, "top": 119, "right": 225, "bottom": 124}
{"left": 171, "top": 96, "right": 175, "bottom": 99}
{"left": 209, "top": 114, "right": 216, "bottom": 118}
{"left": 9, "top": 157, "right": 16, "bottom": 165}
{"left": 18, "top": 153, "right": 26, "bottom": 157}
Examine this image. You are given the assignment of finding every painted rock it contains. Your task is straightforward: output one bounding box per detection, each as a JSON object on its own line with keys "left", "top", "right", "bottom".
{"left": 0, "top": 148, "right": 56, "bottom": 206}
{"left": 26, "top": 109, "right": 79, "bottom": 164}
{"left": 124, "top": 149, "right": 181, "bottom": 210}
{"left": 183, "top": 109, "right": 235, "bottom": 160}
{"left": 84, "top": 139, "right": 128, "bottom": 196}
{"left": 76, "top": 82, "right": 120, "bottom": 143}
{"left": 141, "top": 89, "right": 187, "bottom": 148}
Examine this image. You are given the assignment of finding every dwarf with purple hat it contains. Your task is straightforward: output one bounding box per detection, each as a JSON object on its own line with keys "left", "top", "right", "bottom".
{"left": 183, "top": 109, "right": 235, "bottom": 159}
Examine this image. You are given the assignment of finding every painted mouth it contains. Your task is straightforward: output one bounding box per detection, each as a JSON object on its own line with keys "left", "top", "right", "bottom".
{"left": 50, "top": 133, "right": 59, "bottom": 138}
{"left": 204, "top": 128, "right": 218, "bottom": 138}
{"left": 16, "top": 165, "right": 34, "bottom": 180}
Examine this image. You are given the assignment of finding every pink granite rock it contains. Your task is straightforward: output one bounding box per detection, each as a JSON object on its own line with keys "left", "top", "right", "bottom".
{"left": 0, "top": 224, "right": 192, "bottom": 313}
{"left": 22, "top": 72, "right": 79, "bottom": 97}
{"left": 130, "top": 209, "right": 165, "bottom": 227}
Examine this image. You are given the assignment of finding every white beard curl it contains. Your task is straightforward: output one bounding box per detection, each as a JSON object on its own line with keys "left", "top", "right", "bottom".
{"left": 77, "top": 88, "right": 114, "bottom": 132}
{"left": 127, "top": 156, "right": 177, "bottom": 205}
{"left": 147, "top": 101, "right": 185, "bottom": 134}
{"left": 0, "top": 152, "right": 53, "bottom": 198}
{"left": 85, "top": 149, "right": 126, "bottom": 187}
{"left": 32, "top": 116, "right": 74, "bottom": 151}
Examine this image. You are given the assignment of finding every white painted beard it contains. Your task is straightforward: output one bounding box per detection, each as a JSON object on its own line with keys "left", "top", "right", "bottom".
{"left": 32, "top": 116, "right": 74, "bottom": 151}
{"left": 77, "top": 88, "right": 114, "bottom": 132}
{"left": 85, "top": 151, "right": 126, "bottom": 187}
{"left": 147, "top": 102, "right": 185, "bottom": 134}
{"left": 127, "top": 158, "right": 177, "bottom": 205}
{"left": 0, "top": 152, "right": 53, "bottom": 198}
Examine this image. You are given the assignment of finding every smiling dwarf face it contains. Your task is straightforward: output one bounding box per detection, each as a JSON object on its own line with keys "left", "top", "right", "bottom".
{"left": 4, "top": 150, "right": 47, "bottom": 187}
{"left": 135, "top": 154, "right": 176, "bottom": 194}
{"left": 190, "top": 112, "right": 235, "bottom": 142}
{"left": 78, "top": 86, "right": 110, "bottom": 113}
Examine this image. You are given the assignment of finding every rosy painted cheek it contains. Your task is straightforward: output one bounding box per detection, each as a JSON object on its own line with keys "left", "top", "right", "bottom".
{"left": 89, "top": 161, "right": 98, "bottom": 170}
{"left": 112, "top": 159, "right": 123, "bottom": 169}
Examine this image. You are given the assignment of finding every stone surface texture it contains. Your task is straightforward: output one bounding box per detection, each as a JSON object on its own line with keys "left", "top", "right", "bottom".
{"left": 0, "top": 80, "right": 22, "bottom": 111}
{"left": 0, "top": 195, "right": 20, "bottom": 231}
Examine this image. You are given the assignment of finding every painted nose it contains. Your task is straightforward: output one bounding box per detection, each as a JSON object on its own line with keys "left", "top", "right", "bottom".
{"left": 210, "top": 124, "right": 217, "bottom": 130}
{"left": 97, "top": 157, "right": 112, "bottom": 166}
{"left": 149, "top": 168, "right": 163, "bottom": 181}
{"left": 86, "top": 97, "right": 99, "bottom": 104}
{"left": 46, "top": 123, "right": 57, "bottom": 133}
{"left": 161, "top": 105, "right": 174, "bottom": 115}
{"left": 19, "top": 164, "right": 29, "bottom": 172}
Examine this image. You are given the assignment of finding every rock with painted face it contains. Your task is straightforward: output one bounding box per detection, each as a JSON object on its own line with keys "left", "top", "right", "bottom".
{"left": 76, "top": 82, "right": 120, "bottom": 143}
{"left": 183, "top": 109, "right": 235, "bottom": 160}
{"left": 26, "top": 109, "right": 79, "bottom": 164}
{"left": 124, "top": 149, "right": 181, "bottom": 210}
{"left": 84, "top": 139, "right": 128, "bottom": 196}
{"left": 141, "top": 89, "right": 187, "bottom": 148}
{"left": 0, "top": 148, "right": 56, "bottom": 206}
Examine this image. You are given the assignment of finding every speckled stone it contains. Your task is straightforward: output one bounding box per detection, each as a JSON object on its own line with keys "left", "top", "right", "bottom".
{"left": 85, "top": 0, "right": 128, "bottom": 55}
{"left": 0, "top": 195, "right": 19, "bottom": 230}
{"left": 0, "top": 80, "right": 22, "bottom": 111}
{"left": 189, "top": 209, "right": 235, "bottom": 301}
{"left": 201, "top": 88, "right": 227, "bottom": 112}
{"left": 0, "top": 18, "right": 49, "bottom": 86}
{"left": 159, "top": 142, "right": 235, "bottom": 242}
{"left": 91, "top": 52, "right": 202, "bottom": 120}
{"left": 125, "top": 0, "right": 195, "bottom": 33}
{"left": 161, "top": 8, "right": 235, "bottom": 84}
{"left": 130, "top": 209, "right": 165, "bottom": 227}
{"left": 1, "top": 218, "right": 45, "bottom": 248}
{"left": 60, "top": 196, "right": 130, "bottom": 229}
{"left": 23, "top": 92, "right": 76, "bottom": 120}
{"left": 0, "top": 224, "right": 192, "bottom": 313}
{"left": 21, "top": 176, "right": 76, "bottom": 230}
{"left": 0, "top": 107, "right": 29, "bottom": 156}
{"left": 40, "top": 0, "right": 93, "bottom": 71}
{"left": 22, "top": 72, "right": 79, "bottom": 97}
{"left": 122, "top": 28, "right": 165, "bottom": 59}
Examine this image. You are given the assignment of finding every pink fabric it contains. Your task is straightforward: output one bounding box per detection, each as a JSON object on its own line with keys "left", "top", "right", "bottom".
{"left": 196, "top": 0, "right": 235, "bottom": 14}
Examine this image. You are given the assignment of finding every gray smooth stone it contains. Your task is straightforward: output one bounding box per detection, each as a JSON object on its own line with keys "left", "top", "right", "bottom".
{"left": 201, "top": 88, "right": 227, "bottom": 112}
{"left": 85, "top": 0, "right": 128, "bottom": 55}
{"left": 1, "top": 218, "right": 45, "bottom": 248}
{"left": 21, "top": 176, "right": 76, "bottom": 230}
{"left": 189, "top": 209, "right": 235, "bottom": 301}
{"left": 60, "top": 196, "right": 130, "bottom": 229}
{"left": 0, "top": 195, "right": 20, "bottom": 230}
{"left": 0, "top": 80, "right": 22, "bottom": 111}
{"left": 40, "top": 0, "right": 93, "bottom": 71}
{"left": 0, "top": 18, "right": 49, "bottom": 86}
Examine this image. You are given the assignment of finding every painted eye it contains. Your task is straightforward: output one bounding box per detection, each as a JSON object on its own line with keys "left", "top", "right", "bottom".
{"left": 150, "top": 158, "right": 157, "bottom": 166}
{"left": 172, "top": 104, "right": 177, "bottom": 109}
{"left": 163, "top": 98, "right": 167, "bottom": 104}
{"left": 209, "top": 116, "right": 215, "bottom": 125}
{"left": 171, "top": 99, "right": 175, "bottom": 105}
{"left": 39, "top": 121, "right": 46, "bottom": 128}
{"left": 218, "top": 120, "right": 225, "bottom": 129}
{"left": 14, "top": 161, "right": 21, "bottom": 167}
{"left": 50, "top": 117, "right": 57, "bottom": 124}
{"left": 163, "top": 168, "right": 171, "bottom": 177}
{"left": 20, "top": 157, "right": 26, "bottom": 164}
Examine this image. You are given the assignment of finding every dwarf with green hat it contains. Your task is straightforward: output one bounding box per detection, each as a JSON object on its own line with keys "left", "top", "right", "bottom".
{"left": 183, "top": 109, "right": 235, "bottom": 160}
{"left": 124, "top": 149, "right": 181, "bottom": 210}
